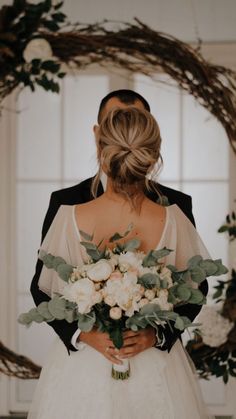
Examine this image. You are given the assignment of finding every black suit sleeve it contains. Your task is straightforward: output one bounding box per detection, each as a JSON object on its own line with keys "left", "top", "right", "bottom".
{"left": 30, "top": 193, "right": 78, "bottom": 353}
{"left": 157, "top": 196, "right": 208, "bottom": 352}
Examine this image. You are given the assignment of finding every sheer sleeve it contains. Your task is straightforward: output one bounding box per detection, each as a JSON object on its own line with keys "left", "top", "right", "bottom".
{"left": 160, "top": 204, "right": 211, "bottom": 271}
{"left": 38, "top": 205, "right": 86, "bottom": 298}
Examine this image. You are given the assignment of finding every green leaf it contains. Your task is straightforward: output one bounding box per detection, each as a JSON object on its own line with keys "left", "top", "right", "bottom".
{"left": 56, "top": 263, "right": 73, "bottom": 282}
{"left": 37, "top": 301, "right": 55, "bottom": 321}
{"left": 54, "top": 1, "right": 64, "bottom": 10}
{"left": 142, "top": 251, "right": 158, "bottom": 267}
{"left": 138, "top": 273, "right": 160, "bottom": 289}
{"left": 52, "top": 256, "right": 67, "bottom": 269}
{"left": 18, "top": 312, "right": 33, "bottom": 326}
{"left": 176, "top": 284, "right": 192, "bottom": 301}
{"left": 79, "top": 230, "right": 94, "bottom": 242}
{"left": 124, "top": 238, "right": 141, "bottom": 252}
{"left": 189, "top": 266, "right": 206, "bottom": 283}
{"left": 109, "top": 326, "right": 123, "bottom": 349}
{"left": 109, "top": 223, "right": 133, "bottom": 242}
{"left": 77, "top": 311, "right": 96, "bottom": 332}
{"left": 213, "top": 259, "right": 228, "bottom": 275}
{"left": 160, "top": 279, "right": 169, "bottom": 289}
{"left": 42, "top": 19, "right": 60, "bottom": 31}
{"left": 188, "top": 289, "right": 205, "bottom": 304}
{"left": 28, "top": 308, "right": 44, "bottom": 323}
{"left": 41, "top": 60, "right": 60, "bottom": 73}
{"left": 48, "top": 296, "right": 66, "bottom": 320}
{"left": 64, "top": 310, "right": 75, "bottom": 323}
{"left": 199, "top": 260, "right": 218, "bottom": 276}
{"left": 52, "top": 12, "right": 66, "bottom": 22}
{"left": 174, "top": 316, "right": 185, "bottom": 330}
{"left": 187, "top": 255, "right": 203, "bottom": 268}
{"left": 152, "top": 247, "right": 173, "bottom": 260}
{"left": 218, "top": 225, "right": 229, "bottom": 233}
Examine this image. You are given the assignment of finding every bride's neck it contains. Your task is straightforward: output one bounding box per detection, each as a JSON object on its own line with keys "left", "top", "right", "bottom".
{"left": 103, "top": 178, "right": 145, "bottom": 205}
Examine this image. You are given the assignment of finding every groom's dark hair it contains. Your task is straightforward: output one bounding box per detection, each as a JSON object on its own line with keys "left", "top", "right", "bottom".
{"left": 97, "top": 89, "right": 151, "bottom": 123}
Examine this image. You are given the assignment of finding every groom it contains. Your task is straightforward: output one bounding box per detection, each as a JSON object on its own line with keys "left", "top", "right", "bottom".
{"left": 30, "top": 89, "right": 208, "bottom": 355}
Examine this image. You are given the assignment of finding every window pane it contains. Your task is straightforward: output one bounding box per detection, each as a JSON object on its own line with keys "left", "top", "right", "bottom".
{"left": 63, "top": 75, "right": 109, "bottom": 180}
{"left": 16, "top": 181, "right": 60, "bottom": 293}
{"left": 182, "top": 94, "right": 229, "bottom": 180}
{"left": 17, "top": 89, "right": 62, "bottom": 180}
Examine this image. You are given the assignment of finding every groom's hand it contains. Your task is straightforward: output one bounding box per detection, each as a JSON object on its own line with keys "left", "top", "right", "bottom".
{"left": 116, "top": 327, "right": 157, "bottom": 359}
{"left": 79, "top": 328, "right": 123, "bottom": 365}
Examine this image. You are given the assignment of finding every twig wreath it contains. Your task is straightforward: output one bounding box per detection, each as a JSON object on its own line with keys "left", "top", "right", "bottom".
{"left": 0, "top": 0, "right": 236, "bottom": 151}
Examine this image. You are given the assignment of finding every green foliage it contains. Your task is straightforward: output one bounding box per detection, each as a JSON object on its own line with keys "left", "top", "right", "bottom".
{"left": 77, "top": 311, "right": 96, "bottom": 332}
{"left": 142, "top": 247, "right": 172, "bottom": 267}
{"left": 109, "top": 223, "right": 133, "bottom": 243}
{"left": 138, "top": 273, "right": 161, "bottom": 289}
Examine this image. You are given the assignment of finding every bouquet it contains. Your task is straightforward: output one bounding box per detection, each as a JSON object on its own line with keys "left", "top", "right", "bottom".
{"left": 19, "top": 226, "right": 227, "bottom": 379}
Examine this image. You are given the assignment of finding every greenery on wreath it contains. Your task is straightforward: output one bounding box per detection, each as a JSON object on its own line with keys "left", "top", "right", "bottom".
{"left": 1, "top": 0, "right": 236, "bottom": 151}
{"left": 186, "top": 209, "right": 236, "bottom": 383}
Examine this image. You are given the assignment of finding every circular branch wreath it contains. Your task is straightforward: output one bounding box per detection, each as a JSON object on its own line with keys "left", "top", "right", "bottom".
{"left": 0, "top": 0, "right": 236, "bottom": 151}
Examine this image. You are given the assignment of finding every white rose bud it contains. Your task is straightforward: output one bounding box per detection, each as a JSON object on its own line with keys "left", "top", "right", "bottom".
{"left": 138, "top": 298, "right": 149, "bottom": 308}
{"left": 92, "top": 291, "right": 103, "bottom": 304}
{"left": 144, "top": 289, "right": 156, "bottom": 301}
{"left": 23, "top": 38, "right": 53, "bottom": 63}
{"left": 87, "top": 259, "right": 113, "bottom": 282}
{"left": 109, "top": 307, "right": 122, "bottom": 320}
{"left": 104, "top": 295, "right": 116, "bottom": 307}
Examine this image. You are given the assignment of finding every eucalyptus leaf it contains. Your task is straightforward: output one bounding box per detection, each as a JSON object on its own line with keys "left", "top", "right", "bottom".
{"left": 176, "top": 284, "right": 192, "bottom": 301}
{"left": 28, "top": 308, "right": 44, "bottom": 323}
{"left": 213, "top": 259, "right": 228, "bottom": 275}
{"left": 174, "top": 316, "right": 185, "bottom": 330}
{"left": 52, "top": 256, "right": 67, "bottom": 269}
{"left": 48, "top": 296, "right": 66, "bottom": 320}
{"left": 37, "top": 301, "right": 55, "bottom": 321}
{"left": 56, "top": 263, "right": 74, "bottom": 282}
{"left": 188, "top": 289, "right": 205, "bottom": 304}
{"left": 142, "top": 251, "right": 158, "bottom": 267}
{"left": 152, "top": 247, "right": 173, "bottom": 260}
{"left": 77, "top": 311, "right": 96, "bottom": 332}
{"left": 189, "top": 266, "right": 206, "bottom": 283}
{"left": 109, "top": 223, "right": 133, "bottom": 242}
{"left": 187, "top": 255, "right": 203, "bottom": 268}
{"left": 109, "top": 327, "right": 123, "bottom": 349}
{"left": 138, "top": 273, "right": 160, "bottom": 289}
{"left": 79, "top": 230, "right": 94, "bottom": 241}
{"left": 199, "top": 260, "right": 218, "bottom": 276}
{"left": 124, "top": 238, "right": 141, "bottom": 252}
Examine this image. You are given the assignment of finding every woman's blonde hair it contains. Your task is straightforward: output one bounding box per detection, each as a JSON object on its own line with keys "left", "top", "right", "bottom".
{"left": 92, "top": 107, "right": 162, "bottom": 208}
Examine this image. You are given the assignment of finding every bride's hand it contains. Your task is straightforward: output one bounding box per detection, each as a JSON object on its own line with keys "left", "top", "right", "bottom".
{"left": 79, "top": 329, "right": 123, "bottom": 365}
{"left": 117, "top": 327, "right": 157, "bottom": 359}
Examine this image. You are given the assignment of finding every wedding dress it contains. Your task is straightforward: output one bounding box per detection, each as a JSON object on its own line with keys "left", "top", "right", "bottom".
{"left": 27, "top": 204, "right": 213, "bottom": 419}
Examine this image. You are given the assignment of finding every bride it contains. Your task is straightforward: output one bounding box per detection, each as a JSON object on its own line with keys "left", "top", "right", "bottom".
{"left": 28, "top": 107, "right": 212, "bottom": 418}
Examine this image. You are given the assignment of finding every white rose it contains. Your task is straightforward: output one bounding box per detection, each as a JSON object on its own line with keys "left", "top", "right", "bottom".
{"left": 63, "top": 278, "right": 95, "bottom": 314}
{"left": 160, "top": 267, "right": 173, "bottom": 288}
{"left": 197, "top": 306, "right": 234, "bottom": 347}
{"left": 92, "top": 291, "right": 103, "bottom": 304}
{"left": 138, "top": 298, "right": 149, "bottom": 308}
{"left": 144, "top": 289, "right": 156, "bottom": 301}
{"left": 23, "top": 38, "right": 53, "bottom": 63}
{"left": 153, "top": 289, "right": 173, "bottom": 310}
{"left": 104, "top": 295, "right": 116, "bottom": 307}
{"left": 119, "top": 252, "right": 142, "bottom": 270}
{"left": 87, "top": 259, "right": 113, "bottom": 282}
{"left": 110, "top": 307, "right": 122, "bottom": 320}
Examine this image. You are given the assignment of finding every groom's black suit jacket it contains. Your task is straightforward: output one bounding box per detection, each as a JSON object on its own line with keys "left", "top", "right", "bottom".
{"left": 30, "top": 178, "right": 208, "bottom": 353}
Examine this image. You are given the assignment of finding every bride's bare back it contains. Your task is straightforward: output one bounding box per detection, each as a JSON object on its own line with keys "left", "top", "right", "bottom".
{"left": 74, "top": 193, "right": 166, "bottom": 253}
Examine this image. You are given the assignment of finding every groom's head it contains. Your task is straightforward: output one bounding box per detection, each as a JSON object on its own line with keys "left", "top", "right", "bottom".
{"left": 97, "top": 89, "right": 151, "bottom": 123}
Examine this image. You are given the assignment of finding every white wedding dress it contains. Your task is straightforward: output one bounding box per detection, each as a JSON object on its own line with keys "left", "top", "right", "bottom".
{"left": 28, "top": 204, "right": 213, "bottom": 419}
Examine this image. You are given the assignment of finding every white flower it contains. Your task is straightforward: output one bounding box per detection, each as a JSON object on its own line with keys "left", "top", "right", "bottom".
{"left": 118, "top": 252, "right": 142, "bottom": 271}
{"left": 144, "top": 289, "right": 156, "bottom": 301}
{"left": 110, "top": 307, "right": 122, "bottom": 320}
{"left": 138, "top": 298, "right": 149, "bottom": 308}
{"left": 153, "top": 289, "right": 173, "bottom": 310}
{"left": 87, "top": 259, "right": 113, "bottom": 282}
{"left": 159, "top": 266, "right": 173, "bottom": 288}
{"left": 63, "top": 278, "right": 96, "bottom": 314}
{"left": 104, "top": 295, "right": 116, "bottom": 307}
{"left": 196, "top": 306, "right": 234, "bottom": 347}
{"left": 23, "top": 38, "right": 53, "bottom": 63}
{"left": 92, "top": 291, "right": 103, "bottom": 304}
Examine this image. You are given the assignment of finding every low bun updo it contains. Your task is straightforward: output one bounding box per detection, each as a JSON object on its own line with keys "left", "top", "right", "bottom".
{"left": 92, "top": 107, "right": 162, "bottom": 208}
